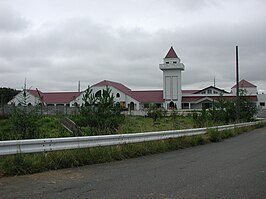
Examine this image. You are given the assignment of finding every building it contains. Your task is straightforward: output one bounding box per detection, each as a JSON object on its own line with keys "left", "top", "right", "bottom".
{"left": 8, "top": 47, "right": 265, "bottom": 112}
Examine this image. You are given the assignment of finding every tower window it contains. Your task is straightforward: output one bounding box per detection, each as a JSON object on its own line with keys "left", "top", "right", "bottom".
{"left": 166, "top": 62, "right": 169, "bottom": 64}
{"left": 173, "top": 61, "right": 177, "bottom": 64}
{"left": 116, "top": 93, "right": 120, "bottom": 98}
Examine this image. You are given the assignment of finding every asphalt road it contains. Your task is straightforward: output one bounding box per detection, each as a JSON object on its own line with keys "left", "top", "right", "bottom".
{"left": 1, "top": 127, "right": 266, "bottom": 199}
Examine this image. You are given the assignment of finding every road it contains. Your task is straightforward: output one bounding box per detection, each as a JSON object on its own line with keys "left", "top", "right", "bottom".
{"left": 1, "top": 127, "right": 266, "bottom": 199}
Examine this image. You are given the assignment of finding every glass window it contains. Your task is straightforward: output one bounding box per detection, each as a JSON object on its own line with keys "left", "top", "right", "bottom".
{"left": 95, "top": 90, "right": 101, "bottom": 97}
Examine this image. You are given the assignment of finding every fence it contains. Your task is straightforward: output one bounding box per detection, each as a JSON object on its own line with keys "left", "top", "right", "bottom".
{"left": 0, "top": 105, "right": 80, "bottom": 116}
{"left": 0, "top": 121, "right": 262, "bottom": 156}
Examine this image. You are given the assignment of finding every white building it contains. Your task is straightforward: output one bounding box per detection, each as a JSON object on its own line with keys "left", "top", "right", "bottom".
{"left": 9, "top": 47, "right": 265, "bottom": 111}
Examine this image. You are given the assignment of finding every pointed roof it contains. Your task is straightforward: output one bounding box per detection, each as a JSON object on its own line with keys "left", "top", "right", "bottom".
{"left": 194, "top": 86, "right": 229, "bottom": 94}
{"left": 232, "top": 79, "right": 257, "bottom": 89}
{"left": 165, "top": 46, "right": 178, "bottom": 58}
{"left": 92, "top": 80, "right": 131, "bottom": 94}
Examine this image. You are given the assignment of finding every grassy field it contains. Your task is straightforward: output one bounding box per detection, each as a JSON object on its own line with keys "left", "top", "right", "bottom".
{"left": 118, "top": 116, "right": 194, "bottom": 134}
{"left": 0, "top": 116, "right": 71, "bottom": 141}
{"left": 0, "top": 115, "right": 196, "bottom": 140}
{"left": 0, "top": 114, "right": 265, "bottom": 177}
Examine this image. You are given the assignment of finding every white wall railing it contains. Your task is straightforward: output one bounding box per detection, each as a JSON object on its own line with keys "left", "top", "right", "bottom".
{"left": 0, "top": 121, "right": 263, "bottom": 156}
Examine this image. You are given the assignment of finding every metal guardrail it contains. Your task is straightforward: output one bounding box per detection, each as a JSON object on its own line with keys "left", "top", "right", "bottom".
{"left": 0, "top": 121, "right": 263, "bottom": 156}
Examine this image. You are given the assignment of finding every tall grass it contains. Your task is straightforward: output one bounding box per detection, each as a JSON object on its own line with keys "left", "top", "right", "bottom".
{"left": 1, "top": 122, "right": 265, "bottom": 177}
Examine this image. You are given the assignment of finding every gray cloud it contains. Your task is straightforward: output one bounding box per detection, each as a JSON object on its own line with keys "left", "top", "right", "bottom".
{"left": 0, "top": 5, "right": 29, "bottom": 33}
{"left": 0, "top": 1, "right": 266, "bottom": 93}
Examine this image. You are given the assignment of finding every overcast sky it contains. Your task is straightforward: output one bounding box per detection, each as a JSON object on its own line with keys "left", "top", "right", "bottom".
{"left": 0, "top": 0, "right": 265, "bottom": 93}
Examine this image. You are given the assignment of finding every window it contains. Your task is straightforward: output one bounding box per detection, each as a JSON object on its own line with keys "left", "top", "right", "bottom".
{"left": 201, "top": 91, "right": 206, "bottom": 94}
{"left": 207, "top": 90, "right": 212, "bottom": 94}
{"left": 173, "top": 61, "right": 177, "bottom": 64}
{"left": 182, "top": 103, "right": 189, "bottom": 109}
{"left": 116, "top": 93, "right": 120, "bottom": 98}
{"left": 202, "top": 102, "right": 212, "bottom": 109}
{"left": 260, "top": 102, "right": 265, "bottom": 106}
{"left": 213, "top": 91, "right": 218, "bottom": 94}
{"left": 144, "top": 103, "right": 150, "bottom": 109}
{"left": 166, "top": 62, "right": 169, "bottom": 64}
{"left": 95, "top": 90, "right": 101, "bottom": 97}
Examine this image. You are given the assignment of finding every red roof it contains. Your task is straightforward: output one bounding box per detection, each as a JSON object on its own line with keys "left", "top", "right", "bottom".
{"left": 27, "top": 89, "right": 42, "bottom": 97}
{"left": 92, "top": 80, "right": 164, "bottom": 103}
{"left": 232, "top": 79, "right": 257, "bottom": 88}
{"left": 27, "top": 89, "right": 81, "bottom": 104}
{"left": 92, "top": 80, "right": 131, "bottom": 94}
{"left": 165, "top": 46, "right": 178, "bottom": 58}
{"left": 130, "top": 90, "right": 164, "bottom": 103}
{"left": 42, "top": 92, "right": 81, "bottom": 104}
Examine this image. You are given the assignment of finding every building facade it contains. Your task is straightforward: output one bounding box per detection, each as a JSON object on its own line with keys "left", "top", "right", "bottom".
{"left": 8, "top": 47, "right": 265, "bottom": 112}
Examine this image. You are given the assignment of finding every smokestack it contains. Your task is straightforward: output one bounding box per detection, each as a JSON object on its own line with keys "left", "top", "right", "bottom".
{"left": 78, "top": 81, "right": 80, "bottom": 92}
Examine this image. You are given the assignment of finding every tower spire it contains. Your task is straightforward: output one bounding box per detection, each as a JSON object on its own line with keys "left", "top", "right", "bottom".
{"left": 165, "top": 46, "right": 178, "bottom": 58}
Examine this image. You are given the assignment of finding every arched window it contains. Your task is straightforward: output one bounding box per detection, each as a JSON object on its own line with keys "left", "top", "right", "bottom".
{"left": 95, "top": 90, "right": 101, "bottom": 97}
{"left": 169, "top": 101, "right": 175, "bottom": 109}
{"left": 28, "top": 103, "right": 32, "bottom": 106}
{"left": 116, "top": 93, "right": 120, "bottom": 98}
{"left": 18, "top": 103, "right": 21, "bottom": 106}
{"left": 129, "top": 102, "right": 135, "bottom": 110}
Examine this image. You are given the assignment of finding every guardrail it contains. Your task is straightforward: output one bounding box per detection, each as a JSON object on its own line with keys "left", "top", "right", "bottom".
{"left": 0, "top": 121, "right": 263, "bottom": 156}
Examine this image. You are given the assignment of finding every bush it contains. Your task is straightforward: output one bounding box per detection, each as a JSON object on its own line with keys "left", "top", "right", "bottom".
{"left": 147, "top": 105, "right": 163, "bottom": 123}
{"left": 207, "top": 129, "right": 222, "bottom": 142}
{"left": 9, "top": 107, "right": 41, "bottom": 139}
{"left": 78, "top": 86, "right": 125, "bottom": 135}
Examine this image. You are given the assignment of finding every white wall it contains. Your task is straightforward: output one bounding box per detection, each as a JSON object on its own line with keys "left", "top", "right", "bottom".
{"left": 258, "top": 94, "right": 266, "bottom": 109}
{"left": 71, "top": 86, "right": 141, "bottom": 110}
{"left": 8, "top": 91, "right": 41, "bottom": 106}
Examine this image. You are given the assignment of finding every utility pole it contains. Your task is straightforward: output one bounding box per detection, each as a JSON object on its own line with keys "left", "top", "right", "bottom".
{"left": 78, "top": 81, "right": 81, "bottom": 92}
{"left": 236, "top": 46, "right": 240, "bottom": 121}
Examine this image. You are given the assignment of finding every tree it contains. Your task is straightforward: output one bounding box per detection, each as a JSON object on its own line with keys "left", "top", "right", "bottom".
{"left": 147, "top": 105, "right": 163, "bottom": 123}
{"left": 79, "top": 86, "right": 124, "bottom": 135}
{"left": 208, "top": 90, "right": 257, "bottom": 125}
{"left": 0, "top": 87, "right": 20, "bottom": 105}
{"left": 9, "top": 87, "right": 41, "bottom": 139}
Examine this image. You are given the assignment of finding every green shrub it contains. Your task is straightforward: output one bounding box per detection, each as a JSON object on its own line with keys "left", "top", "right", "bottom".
{"left": 207, "top": 129, "right": 222, "bottom": 142}
{"left": 78, "top": 86, "right": 125, "bottom": 135}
